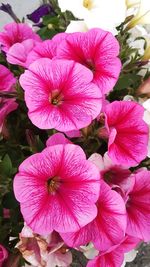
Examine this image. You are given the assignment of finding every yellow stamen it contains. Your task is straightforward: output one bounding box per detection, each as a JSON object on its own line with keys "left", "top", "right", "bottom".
{"left": 47, "top": 176, "right": 60, "bottom": 194}
{"left": 49, "top": 89, "right": 63, "bottom": 106}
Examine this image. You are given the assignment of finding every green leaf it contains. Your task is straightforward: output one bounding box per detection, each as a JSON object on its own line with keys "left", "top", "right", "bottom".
{"left": 0, "top": 154, "right": 12, "bottom": 177}
{"left": 37, "top": 26, "right": 58, "bottom": 40}
{"left": 114, "top": 73, "right": 141, "bottom": 91}
{"left": 36, "top": 136, "right": 45, "bottom": 152}
{"left": 2, "top": 192, "right": 19, "bottom": 209}
{"left": 0, "top": 53, "right": 6, "bottom": 64}
{"left": 43, "top": 15, "right": 59, "bottom": 26}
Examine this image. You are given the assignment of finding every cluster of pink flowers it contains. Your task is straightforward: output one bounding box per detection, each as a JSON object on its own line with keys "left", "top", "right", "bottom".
{"left": 0, "top": 22, "right": 150, "bottom": 267}
{"left": 13, "top": 132, "right": 150, "bottom": 266}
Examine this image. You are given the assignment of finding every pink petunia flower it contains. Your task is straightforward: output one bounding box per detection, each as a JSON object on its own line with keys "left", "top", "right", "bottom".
{"left": 65, "top": 129, "right": 81, "bottom": 138}
{"left": 0, "top": 64, "right": 16, "bottom": 92}
{"left": 13, "top": 143, "right": 100, "bottom": 235}
{"left": 0, "top": 22, "right": 41, "bottom": 52}
{"left": 6, "top": 39, "right": 39, "bottom": 68}
{"left": 19, "top": 58, "right": 102, "bottom": 131}
{"left": 46, "top": 133, "right": 71, "bottom": 147}
{"left": 126, "top": 169, "right": 150, "bottom": 241}
{"left": 0, "top": 244, "right": 8, "bottom": 267}
{"left": 86, "top": 235, "right": 140, "bottom": 267}
{"left": 104, "top": 101, "right": 149, "bottom": 166}
{"left": 89, "top": 152, "right": 133, "bottom": 197}
{"left": 56, "top": 28, "right": 121, "bottom": 94}
{"left": 27, "top": 32, "right": 68, "bottom": 66}
{"left": 143, "top": 99, "right": 150, "bottom": 157}
{"left": 17, "top": 224, "right": 72, "bottom": 267}
{"left": 0, "top": 98, "right": 18, "bottom": 133}
{"left": 26, "top": 39, "right": 55, "bottom": 66}
{"left": 61, "top": 180, "right": 126, "bottom": 251}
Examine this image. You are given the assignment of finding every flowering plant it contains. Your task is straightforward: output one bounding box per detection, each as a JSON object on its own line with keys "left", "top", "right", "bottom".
{"left": 0, "top": 0, "right": 150, "bottom": 266}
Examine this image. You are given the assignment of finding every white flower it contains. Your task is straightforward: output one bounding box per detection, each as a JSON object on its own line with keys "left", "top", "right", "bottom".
{"left": 138, "top": 67, "right": 150, "bottom": 77}
{"left": 127, "top": 26, "right": 150, "bottom": 62}
{"left": 80, "top": 243, "right": 99, "bottom": 260}
{"left": 58, "top": 0, "right": 88, "bottom": 18}
{"left": 143, "top": 99, "right": 150, "bottom": 124}
{"left": 121, "top": 249, "right": 138, "bottom": 267}
{"left": 127, "top": 0, "right": 150, "bottom": 28}
{"left": 66, "top": 20, "right": 88, "bottom": 33}
{"left": 128, "top": 26, "right": 148, "bottom": 54}
{"left": 84, "top": 0, "right": 127, "bottom": 34}
{"left": 123, "top": 95, "right": 135, "bottom": 101}
{"left": 21, "top": 223, "right": 34, "bottom": 238}
{"left": 16, "top": 224, "right": 72, "bottom": 267}
{"left": 58, "top": 0, "right": 127, "bottom": 34}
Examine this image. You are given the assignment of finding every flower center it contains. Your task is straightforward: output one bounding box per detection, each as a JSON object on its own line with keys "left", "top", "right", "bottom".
{"left": 103, "top": 170, "right": 113, "bottom": 183}
{"left": 125, "top": 195, "right": 131, "bottom": 207}
{"left": 52, "top": 98, "right": 59, "bottom": 105}
{"left": 83, "top": 0, "right": 93, "bottom": 10}
{"left": 47, "top": 176, "right": 60, "bottom": 194}
{"left": 85, "top": 59, "right": 95, "bottom": 73}
{"left": 49, "top": 90, "right": 63, "bottom": 106}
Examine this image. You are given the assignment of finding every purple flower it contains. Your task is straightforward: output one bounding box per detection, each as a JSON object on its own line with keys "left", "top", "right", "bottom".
{"left": 0, "top": 3, "right": 19, "bottom": 22}
{"left": 27, "top": 4, "right": 55, "bottom": 23}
